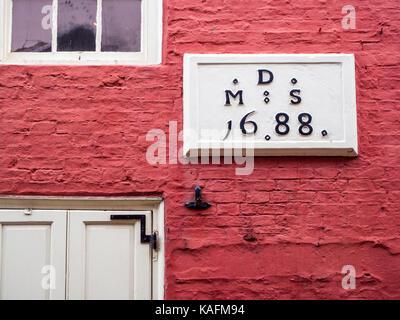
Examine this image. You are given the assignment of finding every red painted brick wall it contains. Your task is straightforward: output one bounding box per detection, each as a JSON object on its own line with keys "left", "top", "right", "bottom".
{"left": 1, "top": 0, "right": 400, "bottom": 299}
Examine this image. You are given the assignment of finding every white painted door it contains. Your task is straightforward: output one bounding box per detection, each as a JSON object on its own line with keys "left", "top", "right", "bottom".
{"left": 67, "top": 211, "right": 152, "bottom": 300}
{"left": 0, "top": 210, "right": 67, "bottom": 300}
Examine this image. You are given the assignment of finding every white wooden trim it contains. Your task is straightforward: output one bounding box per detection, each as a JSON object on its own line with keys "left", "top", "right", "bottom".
{"left": 51, "top": 0, "right": 57, "bottom": 52}
{"left": 0, "top": 195, "right": 163, "bottom": 210}
{"left": 146, "top": 0, "right": 163, "bottom": 65}
{"left": 65, "top": 209, "right": 70, "bottom": 299}
{"left": 0, "top": 0, "right": 163, "bottom": 65}
{"left": 6, "top": 0, "right": 11, "bottom": 55}
{"left": 95, "top": 0, "right": 102, "bottom": 52}
{"left": 0, "top": 0, "right": 5, "bottom": 60}
{"left": 0, "top": 0, "right": 12, "bottom": 61}
{"left": 152, "top": 200, "right": 164, "bottom": 300}
{"left": 0, "top": 196, "right": 165, "bottom": 300}
{"left": 0, "top": 223, "right": 2, "bottom": 298}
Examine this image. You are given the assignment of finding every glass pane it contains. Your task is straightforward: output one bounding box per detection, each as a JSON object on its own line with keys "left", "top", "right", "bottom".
{"left": 57, "top": 0, "right": 97, "bottom": 51}
{"left": 11, "top": 0, "right": 52, "bottom": 52}
{"left": 102, "top": 0, "right": 141, "bottom": 52}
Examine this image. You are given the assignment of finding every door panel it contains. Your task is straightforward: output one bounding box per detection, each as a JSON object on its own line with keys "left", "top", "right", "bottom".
{"left": 85, "top": 225, "right": 134, "bottom": 299}
{"left": 0, "top": 210, "right": 67, "bottom": 300}
{"left": 68, "top": 211, "right": 152, "bottom": 300}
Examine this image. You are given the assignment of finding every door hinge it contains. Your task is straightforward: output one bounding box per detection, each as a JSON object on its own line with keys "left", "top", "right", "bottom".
{"left": 110, "top": 214, "right": 157, "bottom": 250}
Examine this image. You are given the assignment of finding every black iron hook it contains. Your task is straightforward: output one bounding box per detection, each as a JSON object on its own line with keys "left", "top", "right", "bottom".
{"left": 185, "top": 186, "right": 211, "bottom": 210}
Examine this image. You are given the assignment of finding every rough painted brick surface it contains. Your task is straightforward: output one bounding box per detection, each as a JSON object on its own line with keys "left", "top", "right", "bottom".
{"left": 1, "top": 0, "right": 400, "bottom": 299}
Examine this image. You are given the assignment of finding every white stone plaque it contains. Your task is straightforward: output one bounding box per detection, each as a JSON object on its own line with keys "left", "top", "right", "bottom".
{"left": 183, "top": 54, "right": 357, "bottom": 157}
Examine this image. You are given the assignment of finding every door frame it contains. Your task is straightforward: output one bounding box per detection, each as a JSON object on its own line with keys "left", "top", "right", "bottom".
{"left": 0, "top": 196, "right": 165, "bottom": 300}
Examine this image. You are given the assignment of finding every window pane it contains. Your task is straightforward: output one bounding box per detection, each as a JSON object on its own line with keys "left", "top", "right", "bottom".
{"left": 57, "top": 0, "right": 97, "bottom": 51}
{"left": 11, "top": 0, "right": 52, "bottom": 52}
{"left": 101, "top": 0, "right": 141, "bottom": 52}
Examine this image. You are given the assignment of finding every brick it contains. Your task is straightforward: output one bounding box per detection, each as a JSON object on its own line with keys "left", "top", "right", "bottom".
{"left": 0, "top": 0, "right": 399, "bottom": 300}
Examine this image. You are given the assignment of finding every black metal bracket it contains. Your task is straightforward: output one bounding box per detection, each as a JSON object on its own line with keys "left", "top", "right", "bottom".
{"left": 185, "top": 186, "right": 211, "bottom": 210}
{"left": 110, "top": 214, "right": 157, "bottom": 250}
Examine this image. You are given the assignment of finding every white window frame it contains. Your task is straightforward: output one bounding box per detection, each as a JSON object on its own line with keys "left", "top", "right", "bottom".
{"left": 0, "top": 0, "right": 162, "bottom": 65}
